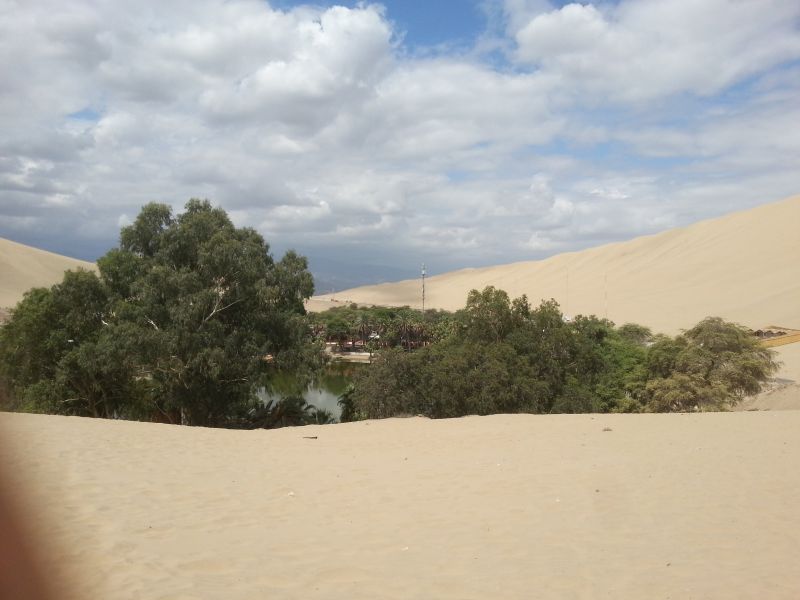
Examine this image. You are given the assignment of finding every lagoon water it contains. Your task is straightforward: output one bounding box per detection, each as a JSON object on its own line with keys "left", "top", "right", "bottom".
{"left": 257, "top": 363, "right": 361, "bottom": 420}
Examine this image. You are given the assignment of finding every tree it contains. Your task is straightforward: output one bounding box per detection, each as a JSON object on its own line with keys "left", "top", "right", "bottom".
{"left": 349, "top": 348, "right": 418, "bottom": 419}
{"left": 644, "top": 317, "right": 778, "bottom": 411}
{"left": 337, "top": 384, "right": 358, "bottom": 423}
{"left": 0, "top": 200, "right": 322, "bottom": 427}
{"left": 461, "top": 286, "right": 529, "bottom": 343}
{"left": 243, "top": 396, "right": 334, "bottom": 428}
{"left": 617, "top": 323, "right": 653, "bottom": 346}
{"left": 344, "top": 290, "right": 777, "bottom": 419}
{"left": 0, "top": 270, "right": 146, "bottom": 418}
{"left": 350, "top": 293, "right": 570, "bottom": 419}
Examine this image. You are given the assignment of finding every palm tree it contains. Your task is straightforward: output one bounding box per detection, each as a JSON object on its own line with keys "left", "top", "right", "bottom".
{"left": 396, "top": 312, "right": 414, "bottom": 350}
{"left": 354, "top": 312, "right": 371, "bottom": 349}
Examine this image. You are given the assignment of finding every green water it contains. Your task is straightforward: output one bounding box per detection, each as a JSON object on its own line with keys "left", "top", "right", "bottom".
{"left": 257, "top": 363, "right": 362, "bottom": 420}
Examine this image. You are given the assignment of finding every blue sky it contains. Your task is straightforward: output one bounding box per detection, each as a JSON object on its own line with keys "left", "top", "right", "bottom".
{"left": 1, "top": 0, "right": 799, "bottom": 290}
{"left": 274, "top": 1, "right": 490, "bottom": 48}
{"left": 382, "top": 0, "right": 487, "bottom": 44}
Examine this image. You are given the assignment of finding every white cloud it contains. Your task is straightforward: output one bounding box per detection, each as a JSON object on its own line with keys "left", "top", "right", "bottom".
{"left": 524, "top": 231, "right": 557, "bottom": 251}
{"left": 198, "top": 5, "right": 394, "bottom": 129}
{"left": 0, "top": 0, "right": 798, "bottom": 279}
{"left": 512, "top": 0, "right": 800, "bottom": 102}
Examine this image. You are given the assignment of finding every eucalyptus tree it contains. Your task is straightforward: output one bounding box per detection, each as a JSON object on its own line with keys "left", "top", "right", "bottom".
{"left": 1, "top": 200, "right": 321, "bottom": 426}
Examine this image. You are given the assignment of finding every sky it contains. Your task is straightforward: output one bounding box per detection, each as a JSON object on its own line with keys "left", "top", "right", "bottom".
{"left": 1, "top": 0, "right": 799, "bottom": 290}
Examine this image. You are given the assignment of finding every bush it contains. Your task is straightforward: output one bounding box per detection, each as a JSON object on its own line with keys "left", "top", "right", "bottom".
{"left": 347, "top": 288, "right": 778, "bottom": 419}
{"left": 644, "top": 317, "right": 778, "bottom": 411}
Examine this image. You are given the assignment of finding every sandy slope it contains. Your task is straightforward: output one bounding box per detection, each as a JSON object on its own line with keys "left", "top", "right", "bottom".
{"left": 0, "top": 237, "right": 96, "bottom": 310}
{"left": 313, "top": 195, "right": 800, "bottom": 335}
{"left": 737, "top": 343, "right": 800, "bottom": 411}
{"left": 1, "top": 411, "right": 799, "bottom": 599}
{"left": 773, "top": 343, "right": 800, "bottom": 382}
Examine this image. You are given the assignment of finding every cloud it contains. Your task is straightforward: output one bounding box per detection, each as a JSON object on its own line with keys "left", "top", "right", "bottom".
{"left": 0, "top": 0, "right": 798, "bottom": 283}
{"left": 524, "top": 231, "right": 557, "bottom": 251}
{"left": 511, "top": 0, "right": 800, "bottom": 102}
{"left": 198, "top": 5, "right": 394, "bottom": 129}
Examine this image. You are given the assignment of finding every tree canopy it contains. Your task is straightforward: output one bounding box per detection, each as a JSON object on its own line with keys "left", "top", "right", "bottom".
{"left": 344, "top": 287, "right": 778, "bottom": 420}
{"left": 0, "top": 200, "right": 322, "bottom": 426}
{"left": 309, "top": 303, "right": 452, "bottom": 351}
{"left": 644, "top": 317, "right": 778, "bottom": 411}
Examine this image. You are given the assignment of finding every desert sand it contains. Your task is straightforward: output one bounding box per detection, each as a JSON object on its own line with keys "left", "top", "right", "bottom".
{"left": 0, "top": 237, "right": 96, "bottom": 310}
{"left": 1, "top": 411, "right": 799, "bottom": 599}
{"left": 312, "top": 194, "right": 800, "bottom": 335}
{"left": 736, "top": 342, "right": 800, "bottom": 411}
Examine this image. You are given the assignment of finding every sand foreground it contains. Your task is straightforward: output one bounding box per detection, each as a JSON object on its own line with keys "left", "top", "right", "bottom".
{"left": 2, "top": 411, "right": 799, "bottom": 599}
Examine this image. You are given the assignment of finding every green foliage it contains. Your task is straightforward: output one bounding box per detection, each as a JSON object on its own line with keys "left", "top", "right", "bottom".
{"left": 643, "top": 317, "right": 778, "bottom": 411}
{"left": 309, "top": 303, "right": 453, "bottom": 351}
{"left": 591, "top": 327, "right": 649, "bottom": 411}
{"left": 462, "top": 286, "right": 528, "bottom": 342}
{"left": 0, "top": 200, "right": 322, "bottom": 427}
{"left": 617, "top": 323, "right": 653, "bottom": 346}
{"left": 119, "top": 202, "right": 173, "bottom": 258}
{"left": 242, "top": 396, "right": 334, "bottom": 428}
{"left": 420, "top": 341, "right": 548, "bottom": 418}
{"left": 0, "top": 271, "right": 147, "bottom": 418}
{"left": 347, "top": 287, "right": 778, "bottom": 419}
{"left": 351, "top": 291, "right": 610, "bottom": 418}
{"left": 549, "top": 378, "right": 598, "bottom": 414}
{"left": 645, "top": 335, "right": 684, "bottom": 378}
{"left": 337, "top": 384, "right": 357, "bottom": 423}
{"left": 0, "top": 376, "right": 12, "bottom": 411}
{"left": 351, "top": 340, "right": 549, "bottom": 420}
{"left": 349, "top": 348, "right": 418, "bottom": 419}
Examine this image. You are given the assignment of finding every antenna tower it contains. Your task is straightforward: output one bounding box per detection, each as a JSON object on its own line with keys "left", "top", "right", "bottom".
{"left": 421, "top": 263, "right": 426, "bottom": 315}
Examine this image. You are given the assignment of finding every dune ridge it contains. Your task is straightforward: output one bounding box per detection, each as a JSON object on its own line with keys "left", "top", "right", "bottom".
{"left": 312, "top": 194, "right": 800, "bottom": 335}
{"left": 0, "top": 237, "right": 96, "bottom": 310}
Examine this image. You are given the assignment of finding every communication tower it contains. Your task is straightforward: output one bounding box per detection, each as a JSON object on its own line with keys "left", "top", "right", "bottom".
{"left": 421, "top": 263, "right": 426, "bottom": 315}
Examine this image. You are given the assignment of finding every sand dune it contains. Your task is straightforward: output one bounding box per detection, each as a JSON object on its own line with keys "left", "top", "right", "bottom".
{"left": 0, "top": 237, "right": 96, "bottom": 310}
{"left": 2, "top": 410, "right": 799, "bottom": 599}
{"left": 738, "top": 343, "right": 800, "bottom": 411}
{"left": 313, "top": 194, "right": 800, "bottom": 335}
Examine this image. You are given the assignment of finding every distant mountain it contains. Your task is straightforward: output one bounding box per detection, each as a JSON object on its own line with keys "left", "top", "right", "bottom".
{"left": 312, "top": 194, "right": 800, "bottom": 335}
{"left": 306, "top": 255, "right": 419, "bottom": 294}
